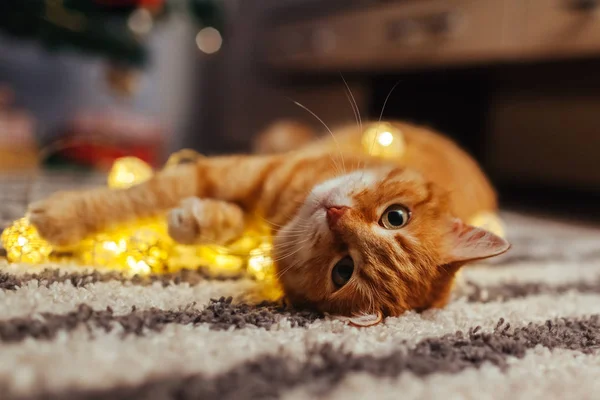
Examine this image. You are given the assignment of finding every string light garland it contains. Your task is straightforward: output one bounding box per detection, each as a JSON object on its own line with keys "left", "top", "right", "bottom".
{"left": 361, "top": 122, "right": 406, "bottom": 159}
{"left": 107, "top": 156, "right": 154, "bottom": 189}
{"left": 1, "top": 125, "right": 503, "bottom": 298}
{"left": 1, "top": 218, "right": 53, "bottom": 264}
{"left": 1, "top": 156, "right": 279, "bottom": 296}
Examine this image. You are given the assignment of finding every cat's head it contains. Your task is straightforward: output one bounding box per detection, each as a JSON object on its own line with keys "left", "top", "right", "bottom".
{"left": 273, "top": 167, "right": 509, "bottom": 325}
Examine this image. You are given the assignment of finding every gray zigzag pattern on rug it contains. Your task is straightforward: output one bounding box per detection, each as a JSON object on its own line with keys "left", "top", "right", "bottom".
{"left": 0, "top": 268, "right": 239, "bottom": 291}
{"left": 3, "top": 268, "right": 600, "bottom": 310}
{"left": 7, "top": 316, "right": 600, "bottom": 400}
{"left": 464, "top": 278, "right": 600, "bottom": 302}
{"left": 0, "top": 297, "right": 320, "bottom": 343}
{"left": 2, "top": 277, "right": 600, "bottom": 342}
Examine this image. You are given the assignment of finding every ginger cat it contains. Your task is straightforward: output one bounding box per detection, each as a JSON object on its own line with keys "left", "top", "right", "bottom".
{"left": 28, "top": 120, "right": 509, "bottom": 325}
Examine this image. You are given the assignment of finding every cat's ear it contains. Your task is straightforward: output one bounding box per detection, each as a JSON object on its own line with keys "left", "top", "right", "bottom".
{"left": 445, "top": 218, "right": 510, "bottom": 264}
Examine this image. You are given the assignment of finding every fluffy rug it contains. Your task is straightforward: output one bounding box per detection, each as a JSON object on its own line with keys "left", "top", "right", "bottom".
{"left": 0, "top": 172, "right": 599, "bottom": 400}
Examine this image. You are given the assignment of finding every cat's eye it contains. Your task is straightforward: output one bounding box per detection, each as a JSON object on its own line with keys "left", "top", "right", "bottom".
{"left": 379, "top": 204, "right": 411, "bottom": 229}
{"left": 332, "top": 256, "right": 354, "bottom": 288}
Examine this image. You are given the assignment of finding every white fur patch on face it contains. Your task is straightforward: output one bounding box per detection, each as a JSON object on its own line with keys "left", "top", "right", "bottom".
{"left": 309, "top": 170, "right": 380, "bottom": 210}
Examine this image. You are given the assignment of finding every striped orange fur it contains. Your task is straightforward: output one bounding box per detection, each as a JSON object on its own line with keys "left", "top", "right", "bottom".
{"left": 28, "top": 121, "right": 509, "bottom": 320}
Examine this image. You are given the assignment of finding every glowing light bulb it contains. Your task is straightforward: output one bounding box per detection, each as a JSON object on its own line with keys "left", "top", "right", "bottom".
{"left": 227, "top": 233, "right": 264, "bottom": 256}
{"left": 164, "top": 149, "right": 203, "bottom": 169}
{"left": 246, "top": 240, "right": 283, "bottom": 300}
{"left": 361, "top": 123, "right": 406, "bottom": 159}
{"left": 247, "top": 243, "right": 274, "bottom": 281}
{"left": 1, "top": 218, "right": 53, "bottom": 264}
{"left": 103, "top": 241, "right": 120, "bottom": 252}
{"left": 108, "top": 157, "right": 154, "bottom": 189}
{"left": 168, "top": 244, "right": 202, "bottom": 272}
{"left": 196, "top": 245, "right": 244, "bottom": 274}
{"left": 126, "top": 227, "right": 172, "bottom": 274}
{"left": 196, "top": 27, "right": 222, "bottom": 54}
{"left": 377, "top": 131, "right": 394, "bottom": 147}
{"left": 77, "top": 217, "right": 170, "bottom": 274}
{"left": 126, "top": 256, "right": 152, "bottom": 275}
{"left": 128, "top": 8, "right": 153, "bottom": 36}
{"left": 78, "top": 232, "right": 129, "bottom": 269}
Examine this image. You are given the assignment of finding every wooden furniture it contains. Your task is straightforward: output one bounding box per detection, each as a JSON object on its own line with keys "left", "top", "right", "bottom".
{"left": 261, "top": 0, "right": 600, "bottom": 72}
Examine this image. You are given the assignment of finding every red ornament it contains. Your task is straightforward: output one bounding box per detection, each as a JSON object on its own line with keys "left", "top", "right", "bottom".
{"left": 53, "top": 110, "right": 166, "bottom": 169}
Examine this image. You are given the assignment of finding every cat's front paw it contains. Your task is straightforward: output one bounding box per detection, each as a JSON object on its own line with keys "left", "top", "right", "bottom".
{"left": 167, "top": 198, "right": 201, "bottom": 245}
{"left": 168, "top": 197, "right": 244, "bottom": 245}
{"left": 28, "top": 191, "right": 89, "bottom": 247}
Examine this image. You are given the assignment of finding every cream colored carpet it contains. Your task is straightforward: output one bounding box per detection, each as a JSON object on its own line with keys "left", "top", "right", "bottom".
{"left": 0, "top": 172, "right": 599, "bottom": 400}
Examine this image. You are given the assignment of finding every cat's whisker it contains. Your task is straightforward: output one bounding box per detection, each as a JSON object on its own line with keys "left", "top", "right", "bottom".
{"left": 273, "top": 236, "right": 312, "bottom": 251}
{"left": 272, "top": 217, "right": 310, "bottom": 230}
{"left": 277, "top": 223, "right": 312, "bottom": 232}
{"left": 342, "top": 81, "right": 369, "bottom": 179}
{"left": 255, "top": 214, "right": 287, "bottom": 228}
{"left": 344, "top": 89, "right": 360, "bottom": 128}
{"left": 260, "top": 219, "right": 310, "bottom": 233}
{"left": 272, "top": 244, "right": 305, "bottom": 257}
{"left": 273, "top": 248, "right": 304, "bottom": 260}
{"left": 275, "top": 238, "right": 307, "bottom": 246}
{"left": 255, "top": 212, "right": 311, "bottom": 230}
{"left": 276, "top": 248, "right": 310, "bottom": 278}
{"left": 275, "top": 226, "right": 311, "bottom": 239}
{"left": 275, "top": 258, "right": 303, "bottom": 279}
{"left": 340, "top": 73, "right": 362, "bottom": 131}
{"left": 289, "top": 98, "right": 347, "bottom": 175}
{"left": 272, "top": 240, "right": 312, "bottom": 263}
{"left": 271, "top": 249, "right": 305, "bottom": 265}
{"left": 267, "top": 199, "right": 315, "bottom": 226}
{"left": 275, "top": 232, "right": 312, "bottom": 240}
{"left": 342, "top": 74, "right": 370, "bottom": 171}
{"left": 285, "top": 221, "right": 311, "bottom": 231}
{"left": 286, "top": 215, "right": 313, "bottom": 225}
{"left": 378, "top": 80, "right": 402, "bottom": 124}
{"left": 275, "top": 240, "right": 309, "bottom": 248}
{"left": 331, "top": 158, "right": 344, "bottom": 176}
{"left": 276, "top": 226, "right": 311, "bottom": 235}
{"left": 275, "top": 232, "right": 311, "bottom": 245}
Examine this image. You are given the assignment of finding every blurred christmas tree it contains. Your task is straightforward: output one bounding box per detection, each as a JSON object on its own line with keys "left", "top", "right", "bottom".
{"left": 0, "top": 0, "right": 224, "bottom": 68}
{"left": 0, "top": 1, "right": 225, "bottom": 169}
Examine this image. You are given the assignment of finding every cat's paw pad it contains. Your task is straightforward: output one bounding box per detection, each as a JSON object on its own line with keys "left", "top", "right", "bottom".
{"left": 27, "top": 192, "right": 88, "bottom": 247}
{"left": 167, "top": 201, "right": 202, "bottom": 245}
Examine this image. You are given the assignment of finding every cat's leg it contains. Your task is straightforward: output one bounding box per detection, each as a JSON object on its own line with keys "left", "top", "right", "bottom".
{"left": 167, "top": 197, "right": 245, "bottom": 245}
{"left": 28, "top": 155, "right": 283, "bottom": 246}
{"left": 28, "top": 165, "right": 200, "bottom": 246}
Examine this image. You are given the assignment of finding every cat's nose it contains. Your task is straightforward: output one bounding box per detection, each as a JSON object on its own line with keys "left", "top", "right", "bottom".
{"left": 326, "top": 206, "right": 349, "bottom": 228}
